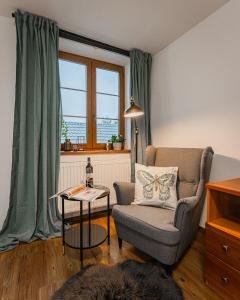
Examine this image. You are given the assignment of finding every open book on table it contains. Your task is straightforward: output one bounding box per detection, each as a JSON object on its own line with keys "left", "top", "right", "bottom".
{"left": 50, "top": 184, "right": 105, "bottom": 202}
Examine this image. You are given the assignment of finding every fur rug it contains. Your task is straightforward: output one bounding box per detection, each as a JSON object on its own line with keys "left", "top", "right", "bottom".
{"left": 52, "top": 260, "right": 183, "bottom": 300}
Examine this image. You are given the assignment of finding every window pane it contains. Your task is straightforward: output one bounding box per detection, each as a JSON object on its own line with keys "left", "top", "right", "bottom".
{"left": 96, "top": 68, "right": 119, "bottom": 95}
{"left": 96, "top": 94, "right": 119, "bottom": 119}
{"left": 61, "top": 89, "right": 86, "bottom": 117}
{"left": 96, "top": 118, "right": 119, "bottom": 143}
{"left": 59, "top": 59, "right": 87, "bottom": 90}
{"left": 61, "top": 116, "right": 87, "bottom": 144}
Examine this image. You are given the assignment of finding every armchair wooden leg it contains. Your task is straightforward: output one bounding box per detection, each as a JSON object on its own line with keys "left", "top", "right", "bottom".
{"left": 118, "top": 237, "right": 122, "bottom": 249}
{"left": 164, "top": 264, "right": 173, "bottom": 275}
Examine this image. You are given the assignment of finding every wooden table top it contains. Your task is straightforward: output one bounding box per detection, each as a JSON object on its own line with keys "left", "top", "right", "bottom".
{"left": 207, "top": 178, "right": 240, "bottom": 196}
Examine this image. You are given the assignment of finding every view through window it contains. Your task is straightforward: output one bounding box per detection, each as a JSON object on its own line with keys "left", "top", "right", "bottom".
{"left": 96, "top": 68, "right": 119, "bottom": 143}
{"left": 59, "top": 52, "right": 124, "bottom": 149}
{"left": 60, "top": 59, "right": 87, "bottom": 144}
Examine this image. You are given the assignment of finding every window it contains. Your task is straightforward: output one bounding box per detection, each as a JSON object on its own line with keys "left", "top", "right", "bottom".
{"left": 59, "top": 51, "right": 125, "bottom": 149}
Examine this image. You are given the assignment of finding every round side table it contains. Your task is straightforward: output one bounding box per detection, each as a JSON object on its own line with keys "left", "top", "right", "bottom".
{"left": 61, "top": 185, "right": 110, "bottom": 268}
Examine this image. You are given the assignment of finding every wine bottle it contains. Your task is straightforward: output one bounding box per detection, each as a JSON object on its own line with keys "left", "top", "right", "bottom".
{"left": 86, "top": 157, "right": 93, "bottom": 187}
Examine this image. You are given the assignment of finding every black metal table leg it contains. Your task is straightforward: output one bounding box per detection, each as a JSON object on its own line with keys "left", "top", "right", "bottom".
{"left": 62, "top": 186, "right": 110, "bottom": 269}
{"left": 80, "top": 200, "right": 83, "bottom": 268}
{"left": 62, "top": 196, "right": 65, "bottom": 255}
{"left": 88, "top": 202, "right": 91, "bottom": 247}
{"left": 107, "top": 194, "right": 110, "bottom": 245}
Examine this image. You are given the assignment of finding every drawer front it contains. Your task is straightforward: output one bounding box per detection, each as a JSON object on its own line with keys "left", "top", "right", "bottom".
{"left": 205, "top": 252, "right": 240, "bottom": 300}
{"left": 206, "top": 225, "right": 240, "bottom": 270}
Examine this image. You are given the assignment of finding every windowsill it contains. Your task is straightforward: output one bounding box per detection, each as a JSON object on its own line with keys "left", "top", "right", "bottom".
{"left": 61, "top": 149, "right": 131, "bottom": 155}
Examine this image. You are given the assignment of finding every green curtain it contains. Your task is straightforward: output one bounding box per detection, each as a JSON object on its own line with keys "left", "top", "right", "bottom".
{"left": 130, "top": 49, "right": 152, "bottom": 180}
{"left": 0, "top": 11, "right": 62, "bottom": 252}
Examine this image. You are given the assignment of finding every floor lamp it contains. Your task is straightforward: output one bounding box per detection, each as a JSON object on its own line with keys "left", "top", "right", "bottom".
{"left": 124, "top": 97, "right": 144, "bottom": 163}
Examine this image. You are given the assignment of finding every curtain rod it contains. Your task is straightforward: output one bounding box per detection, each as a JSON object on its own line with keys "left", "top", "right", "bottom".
{"left": 12, "top": 13, "right": 130, "bottom": 57}
{"left": 59, "top": 30, "right": 130, "bottom": 57}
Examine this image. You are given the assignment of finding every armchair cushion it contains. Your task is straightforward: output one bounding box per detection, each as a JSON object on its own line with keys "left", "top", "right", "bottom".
{"left": 112, "top": 205, "right": 181, "bottom": 246}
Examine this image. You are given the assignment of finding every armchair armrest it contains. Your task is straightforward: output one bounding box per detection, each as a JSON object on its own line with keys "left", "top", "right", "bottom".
{"left": 174, "top": 196, "right": 199, "bottom": 231}
{"left": 113, "top": 182, "right": 135, "bottom": 205}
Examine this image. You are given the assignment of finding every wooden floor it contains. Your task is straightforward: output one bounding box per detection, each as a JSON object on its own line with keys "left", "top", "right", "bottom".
{"left": 0, "top": 216, "right": 222, "bottom": 300}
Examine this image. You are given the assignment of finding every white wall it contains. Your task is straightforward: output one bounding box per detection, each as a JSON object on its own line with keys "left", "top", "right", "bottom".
{"left": 151, "top": 0, "right": 240, "bottom": 227}
{"left": 0, "top": 16, "right": 16, "bottom": 229}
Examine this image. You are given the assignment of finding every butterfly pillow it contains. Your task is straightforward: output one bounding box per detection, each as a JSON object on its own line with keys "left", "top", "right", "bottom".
{"left": 133, "top": 163, "right": 178, "bottom": 210}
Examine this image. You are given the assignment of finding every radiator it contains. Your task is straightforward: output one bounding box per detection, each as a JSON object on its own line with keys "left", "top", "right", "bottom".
{"left": 58, "top": 153, "right": 131, "bottom": 216}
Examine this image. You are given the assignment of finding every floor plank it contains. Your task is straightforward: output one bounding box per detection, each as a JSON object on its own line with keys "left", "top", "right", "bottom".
{"left": 0, "top": 217, "right": 222, "bottom": 300}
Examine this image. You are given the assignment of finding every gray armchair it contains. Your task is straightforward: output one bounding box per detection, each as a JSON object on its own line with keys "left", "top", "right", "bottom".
{"left": 112, "top": 146, "right": 214, "bottom": 266}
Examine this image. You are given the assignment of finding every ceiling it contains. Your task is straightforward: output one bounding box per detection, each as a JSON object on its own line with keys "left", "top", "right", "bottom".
{"left": 0, "top": 0, "right": 229, "bottom": 54}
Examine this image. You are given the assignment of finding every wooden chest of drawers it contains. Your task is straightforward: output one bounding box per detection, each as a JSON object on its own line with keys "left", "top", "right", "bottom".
{"left": 205, "top": 179, "right": 240, "bottom": 300}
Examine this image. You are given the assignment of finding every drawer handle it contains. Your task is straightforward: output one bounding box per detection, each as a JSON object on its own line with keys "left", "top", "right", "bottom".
{"left": 222, "top": 244, "right": 229, "bottom": 253}
{"left": 221, "top": 277, "right": 229, "bottom": 285}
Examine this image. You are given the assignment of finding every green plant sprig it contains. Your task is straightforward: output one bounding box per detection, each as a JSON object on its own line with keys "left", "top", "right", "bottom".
{"left": 108, "top": 134, "right": 125, "bottom": 143}
{"left": 62, "top": 119, "right": 69, "bottom": 140}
